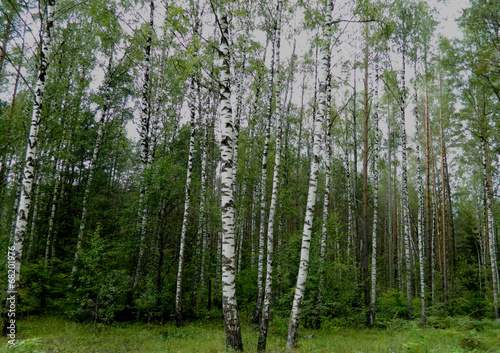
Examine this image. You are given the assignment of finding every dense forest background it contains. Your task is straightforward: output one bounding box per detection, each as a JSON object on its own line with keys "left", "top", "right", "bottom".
{"left": 0, "top": 0, "right": 498, "bottom": 351}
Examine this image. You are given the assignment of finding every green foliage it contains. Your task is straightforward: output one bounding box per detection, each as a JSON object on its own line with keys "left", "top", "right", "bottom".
{"left": 5, "top": 338, "right": 43, "bottom": 353}
{"left": 68, "top": 224, "right": 127, "bottom": 329}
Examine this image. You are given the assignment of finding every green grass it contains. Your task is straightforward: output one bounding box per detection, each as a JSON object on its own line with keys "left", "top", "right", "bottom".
{"left": 1, "top": 315, "right": 499, "bottom": 352}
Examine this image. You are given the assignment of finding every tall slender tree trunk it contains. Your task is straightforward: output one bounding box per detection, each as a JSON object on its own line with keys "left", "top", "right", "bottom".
{"left": 216, "top": 8, "right": 243, "bottom": 351}
{"left": 482, "top": 136, "right": 499, "bottom": 319}
{"left": 286, "top": 1, "right": 330, "bottom": 348}
{"left": 352, "top": 58, "right": 359, "bottom": 269}
{"left": 424, "top": 58, "right": 432, "bottom": 302}
{"left": 252, "top": 33, "right": 275, "bottom": 326}
{"left": 6, "top": 0, "right": 55, "bottom": 336}
{"left": 387, "top": 109, "right": 394, "bottom": 290}
{"left": 199, "top": 100, "right": 209, "bottom": 291}
{"left": 439, "top": 73, "right": 448, "bottom": 299}
{"left": 361, "top": 23, "right": 370, "bottom": 318}
{"left": 258, "top": 3, "right": 284, "bottom": 350}
{"left": 400, "top": 43, "right": 413, "bottom": 317}
{"left": 175, "top": 80, "right": 197, "bottom": 327}
{"left": 415, "top": 60, "right": 426, "bottom": 327}
{"left": 369, "top": 57, "right": 380, "bottom": 326}
{"left": 134, "top": 0, "right": 154, "bottom": 288}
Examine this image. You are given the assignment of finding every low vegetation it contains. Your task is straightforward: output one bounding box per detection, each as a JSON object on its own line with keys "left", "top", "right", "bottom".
{"left": 2, "top": 315, "right": 500, "bottom": 353}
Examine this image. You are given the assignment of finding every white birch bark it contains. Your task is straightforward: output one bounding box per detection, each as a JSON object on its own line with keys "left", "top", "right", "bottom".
{"left": 252, "top": 36, "right": 275, "bottom": 326}
{"left": 258, "top": 1, "right": 283, "bottom": 349}
{"left": 175, "top": 82, "right": 197, "bottom": 326}
{"left": 9, "top": 0, "right": 55, "bottom": 309}
{"left": 387, "top": 111, "right": 393, "bottom": 290}
{"left": 134, "top": 0, "right": 154, "bottom": 288}
{"left": 199, "top": 101, "right": 209, "bottom": 287}
{"left": 483, "top": 139, "right": 499, "bottom": 319}
{"left": 415, "top": 61, "right": 426, "bottom": 327}
{"left": 217, "top": 8, "right": 243, "bottom": 351}
{"left": 286, "top": 1, "right": 330, "bottom": 348}
{"left": 369, "top": 60, "right": 380, "bottom": 326}
{"left": 318, "top": 0, "right": 333, "bottom": 314}
{"left": 400, "top": 46, "right": 413, "bottom": 316}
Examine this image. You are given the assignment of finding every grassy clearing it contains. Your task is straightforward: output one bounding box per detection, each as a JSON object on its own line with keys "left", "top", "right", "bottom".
{"left": 1, "top": 315, "right": 499, "bottom": 352}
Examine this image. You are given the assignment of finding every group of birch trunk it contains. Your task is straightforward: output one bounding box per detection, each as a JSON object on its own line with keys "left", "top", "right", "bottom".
{"left": 1, "top": 0, "right": 499, "bottom": 350}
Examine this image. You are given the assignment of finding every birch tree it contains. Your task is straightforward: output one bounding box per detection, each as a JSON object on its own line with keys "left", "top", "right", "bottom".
{"left": 215, "top": 5, "right": 243, "bottom": 350}
{"left": 6, "top": 0, "right": 55, "bottom": 334}
{"left": 286, "top": 0, "right": 331, "bottom": 348}
{"left": 369, "top": 56, "right": 380, "bottom": 326}
{"left": 175, "top": 80, "right": 197, "bottom": 327}
{"left": 134, "top": 0, "right": 155, "bottom": 288}
{"left": 258, "top": 1, "right": 283, "bottom": 350}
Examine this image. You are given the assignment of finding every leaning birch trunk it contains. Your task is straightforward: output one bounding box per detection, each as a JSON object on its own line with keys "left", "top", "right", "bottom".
{"left": 133, "top": 0, "right": 154, "bottom": 288}
{"left": 400, "top": 44, "right": 413, "bottom": 317}
{"left": 174, "top": 82, "right": 197, "bottom": 327}
{"left": 217, "top": 8, "right": 243, "bottom": 351}
{"left": 286, "top": 1, "right": 330, "bottom": 348}
{"left": 483, "top": 137, "right": 499, "bottom": 319}
{"left": 415, "top": 60, "right": 426, "bottom": 327}
{"left": 7, "top": 0, "right": 55, "bottom": 335}
{"left": 257, "top": 1, "right": 283, "bottom": 350}
{"left": 369, "top": 59, "right": 380, "bottom": 326}
{"left": 252, "top": 37, "right": 275, "bottom": 326}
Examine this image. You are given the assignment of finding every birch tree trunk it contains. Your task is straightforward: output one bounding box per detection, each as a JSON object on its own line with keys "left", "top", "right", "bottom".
{"left": 400, "top": 44, "right": 413, "bottom": 317}
{"left": 424, "top": 57, "right": 432, "bottom": 301}
{"left": 216, "top": 8, "right": 243, "bottom": 351}
{"left": 7, "top": 0, "right": 55, "bottom": 335}
{"left": 286, "top": 1, "right": 330, "bottom": 348}
{"left": 199, "top": 101, "right": 209, "bottom": 289}
{"left": 258, "top": 1, "right": 283, "bottom": 350}
{"left": 369, "top": 59, "right": 380, "bottom": 326}
{"left": 361, "top": 23, "right": 370, "bottom": 317}
{"left": 415, "top": 61, "right": 426, "bottom": 327}
{"left": 387, "top": 111, "right": 394, "bottom": 290}
{"left": 134, "top": 0, "right": 154, "bottom": 288}
{"left": 252, "top": 34, "right": 275, "bottom": 326}
{"left": 482, "top": 136, "right": 499, "bottom": 319}
{"left": 175, "top": 80, "right": 197, "bottom": 327}
{"left": 318, "top": 0, "right": 333, "bottom": 327}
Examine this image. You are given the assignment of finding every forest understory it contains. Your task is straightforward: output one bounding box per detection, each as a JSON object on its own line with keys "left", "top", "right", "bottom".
{"left": 1, "top": 314, "right": 500, "bottom": 352}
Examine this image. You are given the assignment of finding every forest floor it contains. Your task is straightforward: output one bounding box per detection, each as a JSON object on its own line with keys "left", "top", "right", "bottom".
{"left": 1, "top": 315, "right": 500, "bottom": 352}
